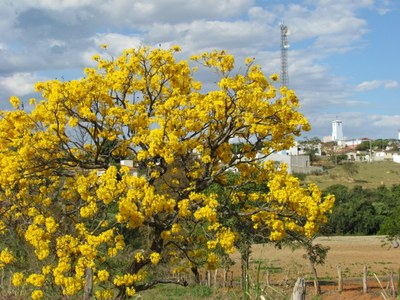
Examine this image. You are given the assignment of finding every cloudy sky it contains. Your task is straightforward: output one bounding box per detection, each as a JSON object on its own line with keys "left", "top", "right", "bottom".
{"left": 0, "top": 0, "right": 399, "bottom": 140}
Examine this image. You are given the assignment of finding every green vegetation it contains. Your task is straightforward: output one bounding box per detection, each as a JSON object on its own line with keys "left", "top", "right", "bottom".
{"left": 137, "top": 284, "right": 214, "bottom": 299}
{"left": 297, "top": 161, "right": 400, "bottom": 243}
{"left": 320, "top": 184, "right": 400, "bottom": 238}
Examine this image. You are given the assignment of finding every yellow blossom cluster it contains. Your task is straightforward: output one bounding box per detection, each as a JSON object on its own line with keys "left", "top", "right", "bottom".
{"left": 149, "top": 252, "right": 161, "bottom": 264}
{"left": 31, "top": 290, "right": 44, "bottom": 300}
{"left": 24, "top": 215, "right": 58, "bottom": 260}
{"left": 0, "top": 45, "right": 332, "bottom": 298}
{"left": 113, "top": 273, "right": 143, "bottom": 287}
{"left": 0, "top": 248, "right": 14, "bottom": 269}
{"left": 12, "top": 272, "right": 24, "bottom": 286}
{"left": 26, "top": 273, "right": 46, "bottom": 287}
{"left": 246, "top": 162, "right": 335, "bottom": 240}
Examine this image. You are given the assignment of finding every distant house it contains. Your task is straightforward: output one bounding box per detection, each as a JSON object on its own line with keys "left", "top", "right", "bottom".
{"left": 338, "top": 138, "right": 366, "bottom": 149}
{"left": 344, "top": 151, "right": 367, "bottom": 162}
{"left": 256, "top": 151, "right": 323, "bottom": 175}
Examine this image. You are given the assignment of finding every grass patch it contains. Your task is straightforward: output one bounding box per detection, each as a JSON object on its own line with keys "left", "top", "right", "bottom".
{"left": 304, "top": 161, "right": 400, "bottom": 189}
{"left": 250, "top": 259, "right": 284, "bottom": 274}
{"left": 137, "top": 284, "right": 247, "bottom": 300}
{"left": 137, "top": 284, "right": 214, "bottom": 299}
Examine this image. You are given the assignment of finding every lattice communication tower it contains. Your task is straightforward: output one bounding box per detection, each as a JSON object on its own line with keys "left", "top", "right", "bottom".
{"left": 280, "top": 23, "right": 289, "bottom": 87}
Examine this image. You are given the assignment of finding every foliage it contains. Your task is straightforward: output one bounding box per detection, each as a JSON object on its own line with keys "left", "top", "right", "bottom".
{"left": 371, "top": 139, "right": 390, "bottom": 150}
{"left": 298, "top": 136, "right": 321, "bottom": 162}
{"left": 356, "top": 139, "right": 392, "bottom": 151}
{"left": 356, "top": 141, "right": 370, "bottom": 151}
{"left": 0, "top": 45, "right": 334, "bottom": 299}
{"left": 320, "top": 142, "right": 347, "bottom": 164}
{"left": 321, "top": 141, "right": 337, "bottom": 157}
{"left": 321, "top": 184, "right": 400, "bottom": 237}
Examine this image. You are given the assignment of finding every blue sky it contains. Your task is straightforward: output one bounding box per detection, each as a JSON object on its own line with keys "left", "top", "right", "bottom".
{"left": 0, "top": 0, "right": 399, "bottom": 140}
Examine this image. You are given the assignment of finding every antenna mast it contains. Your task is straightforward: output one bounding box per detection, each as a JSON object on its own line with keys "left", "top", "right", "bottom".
{"left": 280, "top": 23, "right": 289, "bottom": 87}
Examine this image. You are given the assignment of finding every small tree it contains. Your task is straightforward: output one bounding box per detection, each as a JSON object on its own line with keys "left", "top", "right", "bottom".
{"left": 280, "top": 234, "right": 329, "bottom": 296}
{"left": 299, "top": 136, "right": 321, "bottom": 163}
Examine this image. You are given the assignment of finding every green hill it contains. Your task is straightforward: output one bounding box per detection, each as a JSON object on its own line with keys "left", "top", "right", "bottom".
{"left": 303, "top": 161, "right": 400, "bottom": 190}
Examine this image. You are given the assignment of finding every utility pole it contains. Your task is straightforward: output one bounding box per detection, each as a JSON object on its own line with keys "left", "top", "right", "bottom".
{"left": 280, "top": 23, "right": 289, "bottom": 88}
{"left": 369, "top": 139, "right": 372, "bottom": 163}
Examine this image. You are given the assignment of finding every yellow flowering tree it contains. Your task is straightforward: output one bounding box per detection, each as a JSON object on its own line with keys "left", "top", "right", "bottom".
{"left": 0, "top": 45, "right": 334, "bottom": 299}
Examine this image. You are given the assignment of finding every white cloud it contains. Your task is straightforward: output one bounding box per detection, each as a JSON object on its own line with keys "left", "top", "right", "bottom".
{"left": 286, "top": 1, "right": 370, "bottom": 48}
{"left": 93, "top": 34, "right": 142, "bottom": 56}
{"left": 371, "top": 115, "right": 400, "bottom": 128}
{"left": 384, "top": 80, "right": 400, "bottom": 89}
{"left": 248, "top": 6, "right": 277, "bottom": 24}
{"left": 27, "top": 0, "right": 98, "bottom": 10}
{"left": 356, "top": 80, "right": 400, "bottom": 91}
{"left": 147, "top": 20, "right": 273, "bottom": 53}
{"left": 0, "top": 72, "right": 39, "bottom": 97}
{"left": 356, "top": 80, "right": 382, "bottom": 91}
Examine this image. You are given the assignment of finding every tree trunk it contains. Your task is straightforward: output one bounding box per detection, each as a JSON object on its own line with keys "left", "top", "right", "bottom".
{"left": 308, "top": 258, "right": 321, "bottom": 295}
{"left": 115, "top": 289, "right": 127, "bottom": 300}
{"left": 240, "top": 243, "right": 251, "bottom": 294}
{"left": 191, "top": 266, "right": 200, "bottom": 284}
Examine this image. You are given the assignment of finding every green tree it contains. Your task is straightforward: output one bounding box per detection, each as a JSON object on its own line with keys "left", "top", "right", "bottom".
{"left": 372, "top": 139, "right": 389, "bottom": 150}
{"left": 299, "top": 136, "right": 321, "bottom": 162}
{"left": 379, "top": 185, "right": 400, "bottom": 247}
{"left": 321, "top": 185, "right": 400, "bottom": 236}
{"left": 356, "top": 141, "right": 370, "bottom": 151}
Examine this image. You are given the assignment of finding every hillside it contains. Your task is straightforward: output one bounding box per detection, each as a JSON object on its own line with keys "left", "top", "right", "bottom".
{"left": 303, "top": 161, "right": 400, "bottom": 190}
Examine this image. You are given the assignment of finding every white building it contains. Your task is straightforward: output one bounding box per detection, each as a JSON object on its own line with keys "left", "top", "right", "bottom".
{"left": 332, "top": 119, "right": 343, "bottom": 141}
{"left": 338, "top": 138, "right": 364, "bottom": 148}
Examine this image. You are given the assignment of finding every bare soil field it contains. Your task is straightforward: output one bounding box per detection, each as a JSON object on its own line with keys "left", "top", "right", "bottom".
{"left": 232, "top": 236, "right": 400, "bottom": 299}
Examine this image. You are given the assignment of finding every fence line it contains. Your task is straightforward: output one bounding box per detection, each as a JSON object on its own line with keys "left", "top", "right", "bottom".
{"left": 184, "top": 266, "right": 398, "bottom": 298}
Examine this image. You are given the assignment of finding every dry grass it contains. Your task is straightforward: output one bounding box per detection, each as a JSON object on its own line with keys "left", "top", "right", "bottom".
{"left": 243, "top": 236, "right": 399, "bottom": 281}
{"left": 229, "top": 236, "right": 400, "bottom": 299}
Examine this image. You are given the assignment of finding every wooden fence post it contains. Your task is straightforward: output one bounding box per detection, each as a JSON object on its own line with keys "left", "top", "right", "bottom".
{"left": 230, "top": 270, "right": 234, "bottom": 288}
{"left": 223, "top": 269, "right": 227, "bottom": 287}
{"left": 389, "top": 271, "right": 396, "bottom": 297}
{"left": 265, "top": 269, "right": 270, "bottom": 287}
{"left": 207, "top": 270, "right": 211, "bottom": 287}
{"left": 291, "top": 277, "right": 306, "bottom": 300}
{"left": 337, "top": 265, "right": 343, "bottom": 292}
{"left": 213, "top": 269, "right": 218, "bottom": 287}
{"left": 362, "top": 265, "right": 368, "bottom": 293}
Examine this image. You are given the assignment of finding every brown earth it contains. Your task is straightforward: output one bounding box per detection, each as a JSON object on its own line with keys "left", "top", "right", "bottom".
{"left": 231, "top": 236, "right": 400, "bottom": 299}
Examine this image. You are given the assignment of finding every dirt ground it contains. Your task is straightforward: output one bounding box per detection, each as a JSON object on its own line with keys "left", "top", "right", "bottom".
{"left": 231, "top": 236, "right": 400, "bottom": 299}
